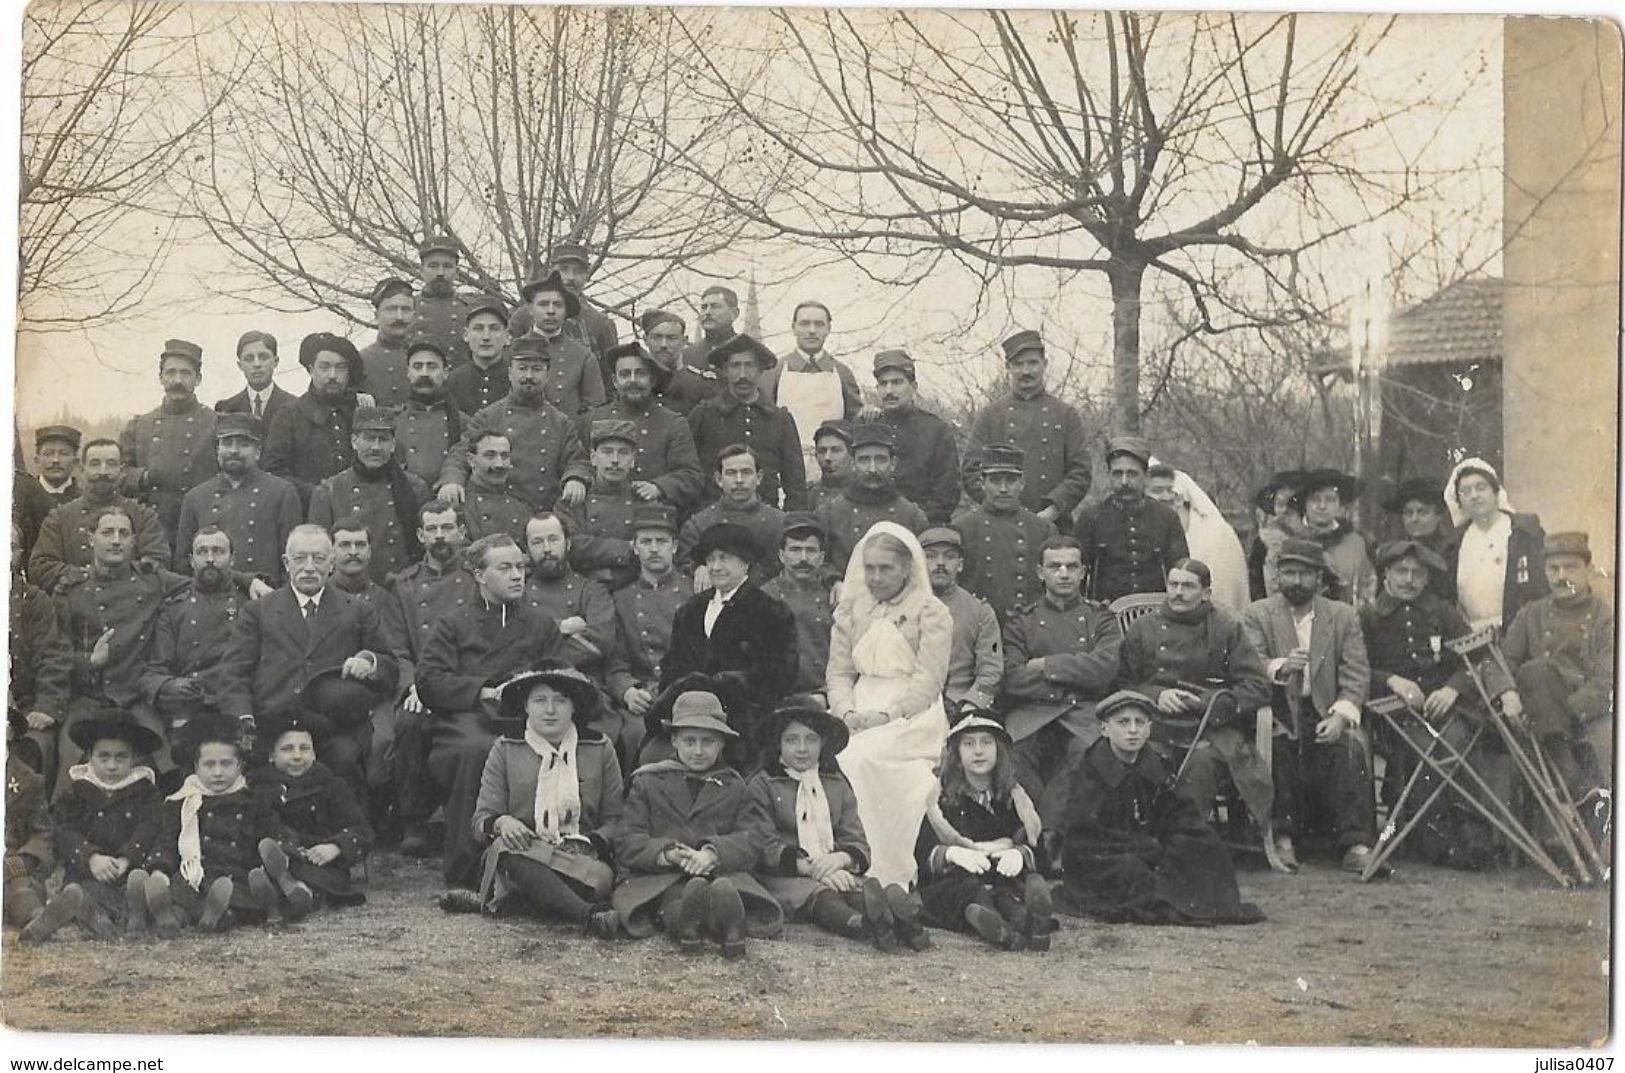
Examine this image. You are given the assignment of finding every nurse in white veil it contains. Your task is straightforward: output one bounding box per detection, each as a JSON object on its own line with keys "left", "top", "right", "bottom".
{"left": 825, "top": 521, "right": 953, "bottom": 888}
{"left": 1158, "top": 468, "right": 1252, "bottom": 611}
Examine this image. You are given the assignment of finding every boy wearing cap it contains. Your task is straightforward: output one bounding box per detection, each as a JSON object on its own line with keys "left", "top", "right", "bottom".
{"left": 263, "top": 332, "right": 367, "bottom": 508}
{"left": 458, "top": 431, "right": 532, "bottom": 544}
{"left": 215, "top": 330, "right": 293, "bottom": 425}
{"left": 174, "top": 412, "right": 302, "bottom": 582}
{"left": 606, "top": 506, "right": 691, "bottom": 723}
{"left": 963, "top": 331, "right": 1091, "bottom": 523}
{"left": 581, "top": 342, "right": 705, "bottom": 511}
{"left": 921, "top": 527, "right": 1003, "bottom": 711}
{"left": 517, "top": 270, "right": 607, "bottom": 415}
{"left": 393, "top": 337, "right": 464, "bottom": 487}
{"left": 814, "top": 422, "right": 929, "bottom": 573}
{"left": 871, "top": 350, "right": 961, "bottom": 524}
{"left": 359, "top": 277, "right": 417, "bottom": 408}
{"left": 807, "top": 419, "right": 854, "bottom": 510}
{"left": 120, "top": 339, "right": 220, "bottom": 548}
{"left": 642, "top": 308, "right": 714, "bottom": 416}
{"left": 309, "top": 407, "right": 430, "bottom": 583}
{"left": 560, "top": 419, "right": 646, "bottom": 590}
{"left": 678, "top": 444, "right": 787, "bottom": 583}
{"left": 951, "top": 444, "right": 1056, "bottom": 619}
{"left": 32, "top": 425, "right": 81, "bottom": 506}
{"left": 761, "top": 514, "right": 838, "bottom": 695}
{"left": 1072, "top": 436, "right": 1189, "bottom": 602}
{"left": 445, "top": 297, "right": 512, "bottom": 415}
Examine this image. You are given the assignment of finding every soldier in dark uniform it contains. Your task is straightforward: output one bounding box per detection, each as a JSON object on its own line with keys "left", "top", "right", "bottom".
{"left": 174, "top": 413, "right": 301, "bottom": 583}
{"left": 814, "top": 422, "right": 928, "bottom": 573}
{"left": 412, "top": 233, "right": 472, "bottom": 368}
{"left": 1381, "top": 476, "right": 1457, "bottom": 602}
{"left": 963, "top": 330, "right": 1092, "bottom": 524}
{"left": 560, "top": 419, "right": 642, "bottom": 590}
{"left": 522, "top": 511, "right": 616, "bottom": 680}
{"left": 32, "top": 425, "right": 81, "bottom": 507}
{"left": 677, "top": 444, "right": 786, "bottom": 583}
{"left": 308, "top": 407, "right": 428, "bottom": 584}
{"left": 444, "top": 297, "right": 511, "bottom": 416}
{"left": 263, "top": 331, "right": 366, "bottom": 509}
{"left": 437, "top": 336, "right": 592, "bottom": 511}
{"left": 327, "top": 522, "right": 396, "bottom": 609}
{"left": 688, "top": 334, "right": 808, "bottom": 511}
{"left": 392, "top": 337, "right": 463, "bottom": 487}
{"left": 458, "top": 430, "right": 532, "bottom": 543}
{"left": 605, "top": 505, "right": 689, "bottom": 722}
{"left": 517, "top": 270, "right": 607, "bottom": 415}
{"left": 582, "top": 342, "right": 704, "bottom": 512}
{"left": 872, "top": 350, "right": 961, "bottom": 523}
{"left": 30, "top": 438, "right": 169, "bottom": 593}
{"left": 642, "top": 308, "right": 714, "bottom": 416}
{"left": 999, "top": 535, "right": 1124, "bottom": 832}
{"left": 759, "top": 512, "right": 837, "bottom": 695}
{"left": 921, "top": 527, "right": 1003, "bottom": 711}
{"left": 214, "top": 330, "right": 294, "bottom": 424}
{"left": 1073, "top": 435, "right": 1189, "bottom": 602}
{"left": 678, "top": 285, "right": 740, "bottom": 399}
{"left": 10, "top": 521, "right": 71, "bottom": 779}
{"left": 120, "top": 338, "right": 219, "bottom": 550}
{"left": 358, "top": 277, "right": 416, "bottom": 409}
{"left": 951, "top": 444, "right": 1055, "bottom": 620}
{"left": 808, "top": 419, "right": 854, "bottom": 510}
{"left": 512, "top": 241, "right": 619, "bottom": 374}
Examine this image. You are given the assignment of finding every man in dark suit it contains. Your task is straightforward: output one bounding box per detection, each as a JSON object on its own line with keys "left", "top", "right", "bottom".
{"left": 659, "top": 523, "right": 797, "bottom": 762}
{"left": 214, "top": 330, "right": 295, "bottom": 425}
{"left": 263, "top": 332, "right": 367, "bottom": 509}
{"left": 218, "top": 524, "right": 399, "bottom": 796}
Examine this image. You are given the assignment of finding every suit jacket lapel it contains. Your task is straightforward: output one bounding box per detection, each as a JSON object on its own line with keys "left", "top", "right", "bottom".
{"left": 305, "top": 590, "right": 341, "bottom": 654}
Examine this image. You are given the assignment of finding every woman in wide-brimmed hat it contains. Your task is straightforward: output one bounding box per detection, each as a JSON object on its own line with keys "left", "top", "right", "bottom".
{"left": 1273, "top": 468, "right": 1376, "bottom": 607}
{"left": 1246, "top": 468, "right": 1306, "bottom": 599}
{"left": 462, "top": 661, "right": 623, "bottom": 935}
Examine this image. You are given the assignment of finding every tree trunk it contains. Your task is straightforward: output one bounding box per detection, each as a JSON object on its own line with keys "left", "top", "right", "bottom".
{"left": 1108, "top": 258, "right": 1146, "bottom": 433}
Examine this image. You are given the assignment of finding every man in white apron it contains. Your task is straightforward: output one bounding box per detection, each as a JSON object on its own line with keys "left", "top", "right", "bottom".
{"left": 759, "top": 300, "right": 862, "bottom": 473}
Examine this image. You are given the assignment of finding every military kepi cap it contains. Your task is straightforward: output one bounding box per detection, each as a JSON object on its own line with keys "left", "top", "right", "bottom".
{"left": 813, "top": 419, "right": 854, "bottom": 446}
{"left": 1545, "top": 532, "right": 1591, "bottom": 562}
{"left": 418, "top": 233, "right": 459, "bottom": 258}
{"left": 519, "top": 270, "right": 581, "bottom": 317}
{"left": 351, "top": 406, "right": 396, "bottom": 433}
{"left": 979, "top": 443, "right": 1026, "bottom": 475}
{"left": 706, "top": 333, "right": 776, "bottom": 372}
{"left": 631, "top": 504, "right": 679, "bottom": 535}
{"left": 370, "top": 277, "right": 414, "bottom": 306}
{"left": 918, "top": 526, "right": 962, "bottom": 550}
{"left": 848, "top": 422, "right": 895, "bottom": 451}
{"left": 1000, "top": 330, "right": 1044, "bottom": 363}
{"left": 590, "top": 419, "right": 637, "bottom": 448}
{"left": 160, "top": 338, "right": 204, "bottom": 370}
{"left": 640, "top": 309, "right": 684, "bottom": 336}
{"left": 464, "top": 295, "right": 508, "bottom": 324}
{"left": 781, "top": 511, "right": 825, "bottom": 540}
{"left": 34, "top": 425, "right": 81, "bottom": 451}
{"left": 1374, "top": 539, "right": 1448, "bottom": 574}
{"left": 406, "top": 335, "right": 447, "bottom": 360}
{"left": 549, "top": 242, "right": 592, "bottom": 267}
{"left": 1105, "top": 435, "right": 1152, "bottom": 467}
{"left": 873, "top": 349, "right": 915, "bottom": 378}
{"left": 504, "top": 337, "right": 549, "bottom": 364}
{"left": 214, "top": 412, "right": 264, "bottom": 442}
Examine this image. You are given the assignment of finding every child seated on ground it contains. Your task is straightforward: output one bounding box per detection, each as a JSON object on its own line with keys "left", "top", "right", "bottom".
{"left": 6, "top": 728, "right": 59, "bottom": 938}
{"left": 744, "top": 696, "right": 929, "bottom": 953}
{"left": 24, "top": 711, "right": 164, "bottom": 941}
{"left": 252, "top": 717, "right": 374, "bottom": 919}
{"left": 469, "top": 664, "right": 622, "bottom": 936}
{"left": 131, "top": 716, "right": 294, "bottom": 935}
{"left": 1059, "top": 689, "right": 1264, "bottom": 926}
{"left": 611, "top": 690, "right": 782, "bottom": 958}
{"left": 914, "top": 708, "right": 1054, "bottom": 952}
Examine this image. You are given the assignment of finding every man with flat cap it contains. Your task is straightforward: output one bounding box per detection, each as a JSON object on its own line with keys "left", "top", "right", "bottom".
{"left": 309, "top": 407, "right": 429, "bottom": 584}
{"left": 516, "top": 269, "right": 607, "bottom": 415}
{"left": 437, "top": 334, "right": 592, "bottom": 511}
{"left": 29, "top": 438, "right": 169, "bottom": 593}
{"left": 1073, "top": 435, "right": 1189, "bottom": 602}
{"left": 173, "top": 412, "right": 302, "bottom": 583}
{"left": 758, "top": 300, "right": 863, "bottom": 464}
{"left": 605, "top": 504, "right": 690, "bottom": 722}
{"left": 677, "top": 443, "right": 787, "bottom": 583}
{"left": 964, "top": 330, "right": 1091, "bottom": 524}
{"left": 642, "top": 308, "right": 714, "bottom": 416}
{"left": 1381, "top": 475, "right": 1456, "bottom": 601}
{"left": 581, "top": 341, "right": 704, "bottom": 512}
{"left": 920, "top": 526, "right": 1003, "bottom": 711}
{"left": 807, "top": 419, "right": 854, "bottom": 511}
{"left": 814, "top": 422, "right": 928, "bottom": 573}
{"left": 444, "top": 296, "right": 512, "bottom": 415}
{"left": 412, "top": 233, "right": 472, "bottom": 368}
{"left": 687, "top": 334, "right": 808, "bottom": 511}
{"left": 264, "top": 331, "right": 367, "bottom": 509}
{"left": 359, "top": 277, "right": 417, "bottom": 409}
{"left": 120, "top": 338, "right": 219, "bottom": 549}
{"left": 215, "top": 330, "right": 294, "bottom": 425}
{"left": 872, "top": 349, "right": 961, "bottom": 523}
{"left": 392, "top": 336, "right": 463, "bottom": 487}
{"left": 950, "top": 443, "right": 1056, "bottom": 620}
{"left": 761, "top": 512, "right": 838, "bottom": 695}
{"left": 32, "top": 425, "right": 81, "bottom": 508}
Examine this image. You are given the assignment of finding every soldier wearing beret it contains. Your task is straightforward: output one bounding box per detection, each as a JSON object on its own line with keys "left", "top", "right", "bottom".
{"left": 950, "top": 444, "right": 1056, "bottom": 620}
{"left": 516, "top": 270, "right": 607, "bottom": 415}
{"left": 964, "top": 331, "right": 1092, "bottom": 524}
{"left": 308, "top": 407, "right": 429, "bottom": 584}
{"left": 678, "top": 444, "right": 787, "bottom": 584}
{"left": 687, "top": 334, "right": 809, "bottom": 512}
{"left": 559, "top": 419, "right": 645, "bottom": 590}
{"left": 174, "top": 413, "right": 302, "bottom": 583}
{"left": 32, "top": 425, "right": 82, "bottom": 507}
{"left": 1072, "top": 435, "right": 1189, "bottom": 602}
{"left": 581, "top": 342, "right": 705, "bottom": 512}
{"left": 642, "top": 308, "right": 714, "bottom": 416}
{"left": 457, "top": 430, "right": 532, "bottom": 545}
{"left": 30, "top": 438, "right": 171, "bottom": 594}
{"left": 920, "top": 526, "right": 1003, "bottom": 711}
{"left": 807, "top": 419, "right": 854, "bottom": 511}
{"left": 412, "top": 234, "right": 473, "bottom": 369}
{"left": 214, "top": 330, "right": 294, "bottom": 425}
{"left": 392, "top": 337, "right": 464, "bottom": 487}
{"left": 359, "top": 277, "right": 417, "bottom": 409}
{"left": 444, "top": 297, "right": 512, "bottom": 416}
{"left": 871, "top": 349, "right": 961, "bottom": 523}
{"left": 263, "top": 332, "right": 367, "bottom": 509}
{"left": 760, "top": 513, "right": 838, "bottom": 694}
{"left": 813, "top": 421, "right": 928, "bottom": 573}
{"left": 120, "top": 339, "right": 219, "bottom": 551}
{"left": 605, "top": 505, "right": 690, "bottom": 724}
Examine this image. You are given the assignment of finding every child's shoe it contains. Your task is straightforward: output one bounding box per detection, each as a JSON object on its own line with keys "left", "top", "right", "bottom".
{"left": 708, "top": 877, "right": 747, "bottom": 960}
{"left": 884, "top": 883, "right": 932, "bottom": 952}
{"left": 198, "top": 877, "right": 234, "bottom": 932}
{"left": 20, "top": 884, "right": 84, "bottom": 943}
{"left": 675, "top": 876, "right": 710, "bottom": 955}
{"left": 259, "top": 839, "right": 315, "bottom": 920}
{"left": 248, "top": 868, "right": 282, "bottom": 923}
{"left": 964, "top": 903, "right": 1016, "bottom": 950}
{"left": 145, "top": 874, "right": 182, "bottom": 939}
{"left": 1023, "top": 873, "right": 1054, "bottom": 952}
{"left": 860, "top": 877, "right": 897, "bottom": 953}
{"left": 123, "top": 871, "right": 149, "bottom": 939}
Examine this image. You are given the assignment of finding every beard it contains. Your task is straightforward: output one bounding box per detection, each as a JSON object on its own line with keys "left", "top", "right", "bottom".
{"left": 423, "top": 277, "right": 454, "bottom": 299}
{"left": 194, "top": 564, "right": 229, "bottom": 591}
{"left": 530, "top": 554, "right": 566, "bottom": 580}
{"left": 1278, "top": 584, "right": 1316, "bottom": 606}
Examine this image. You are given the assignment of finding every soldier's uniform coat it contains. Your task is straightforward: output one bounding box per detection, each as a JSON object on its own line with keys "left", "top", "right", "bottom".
{"left": 676, "top": 499, "right": 786, "bottom": 583}
{"left": 140, "top": 582, "right": 253, "bottom": 725}
{"left": 950, "top": 504, "right": 1056, "bottom": 621}
{"left": 579, "top": 399, "right": 705, "bottom": 511}
{"left": 10, "top": 575, "right": 71, "bottom": 769}
{"left": 392, "top": 398, "right": 463, "bottom": 488}
{"left": 523, "top": 568, "right": 616, "bottom": 676}
{"left": 30, "top": 495, "right": 169, "bottom": 594}
{"left": 560, "top": 483, "right": 641, "bottom": 590}
{"left": 964, "top": 392, "right": 1092, "bottom": 517}
{"left": 938, "top": 584, "right": 1004, "bottom": 710}
{"left": 1073, "top": 494, "right": 1190, "bottom": 602}
{"left": 814, "top": 485, "right": 929, "bottom": 574}
{"left": 120, "top": 399, "right": 219, "bottom": 548}
{"left": 262, "top": 391, "right": 359, "bottom": 508}
{"left": 357, "top": 340, "right": 410, "bottom": 409}
{"left": 461, "top": 482, "right": 533, "bottom": 545}
{"left": 173, "top": 470, "right": 302, "bottom": 582}
{"left": 878, "top": 407, "right": 962, "bottom": 524}
{"left": 414, "top": 292, "right": 473, "bottom": 368}
{"left": 758, "top": 572, "right": 837, "bottom": 695}
{"left": 687, "top": 395, "right": 809, "bottom": 511}
{"left": 604, "top": 571, "right": 690, "bottom": 704}
{"left": 523, "top": 334, "right": 608, "bottom": 416}
{"left": 440, "top": 396, "right": 592, "bottom": 510}
{"left": 444, "top": 359, "right": 510, "bottom": 417}
{"left": 308, "top": 468, "right": 430, "bottom": 584}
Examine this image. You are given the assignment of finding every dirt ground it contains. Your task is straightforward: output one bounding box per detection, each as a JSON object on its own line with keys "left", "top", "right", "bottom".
{"left": 0, "top": 850, "right": 1610, "bottom": 1046}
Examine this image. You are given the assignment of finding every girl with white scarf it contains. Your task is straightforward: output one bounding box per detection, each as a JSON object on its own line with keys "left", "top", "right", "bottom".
{"left": 469, "top": 662, "right": 624, "bottom": 937}
{"left": 826, "top": 522, "right": 953, "bottom": 888}
{"left": 743, "top": 697, "right": 931, "bottom": 952}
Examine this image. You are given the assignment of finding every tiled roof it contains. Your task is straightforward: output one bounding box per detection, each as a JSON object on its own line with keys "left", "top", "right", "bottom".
{"left": 1385, "top": 276, "right": 1502, "bottom": 368}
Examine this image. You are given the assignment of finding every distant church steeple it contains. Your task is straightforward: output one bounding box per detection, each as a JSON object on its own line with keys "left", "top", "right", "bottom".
{"left": 742, "top": 267, "right": 762, "bottom": 339}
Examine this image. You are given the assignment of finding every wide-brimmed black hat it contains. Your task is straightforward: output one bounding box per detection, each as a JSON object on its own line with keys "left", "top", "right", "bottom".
{"left": 68, "top": 709, "right": 163, "bottom": 757}
{"left": 1254, "top": 469, "right": 1308, "bottom": 513}
{"left": 762, "top": 696, "right": 850, "bottom": 756}
{"left": 692, "top": 522, "right": 762, "bottom": 565}
{"left": 705, "top": 333, "right": 777, "bottom": 372}
{"left": 298, "top": 332, "right": 365, "bottom": 388}
{"left": 299, "top": 665, "right": 391, "bottom": 721}
{"left": 1291, "top": 468, "right": 1363, "bottom": 510}
{"left": 495, "top": 661, "right": 601, "bottom": 724}
{"left": 519, "top": 270, "right": 582, "bottom": 317}
{"left": 1382, "top": 476, "right": 1446, "bottom": 515}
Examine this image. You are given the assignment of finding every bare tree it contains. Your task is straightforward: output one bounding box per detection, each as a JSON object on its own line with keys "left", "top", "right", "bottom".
{"left": 182, "top": 4, "right": 780, "bottom": 328}
{"left": 676, "top": 10, "right": 1495, "bottom": 431}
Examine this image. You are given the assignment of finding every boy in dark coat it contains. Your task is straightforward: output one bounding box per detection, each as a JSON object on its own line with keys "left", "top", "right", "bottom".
{"left": 1060, "top": 690, "right": 1264, "bottom": 926}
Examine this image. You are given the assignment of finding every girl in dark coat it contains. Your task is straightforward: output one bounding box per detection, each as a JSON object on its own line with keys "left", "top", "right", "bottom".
{"left": 30, "top": 714, "right": 164, "bottom": 940}
{"left": 1060, "top": 690, "right": 1264, "bottom": 926}
{"left": 743, "top": 697, "right": 928, "bottom": 952}
{"left": 914, "top": 710, "right": 1054, "bottom": 952}
{"left": 252, "top": 718, "right": 374, "bottom": 917}
{"left": 470, "top": 664, "right": 623, "bottom": 936}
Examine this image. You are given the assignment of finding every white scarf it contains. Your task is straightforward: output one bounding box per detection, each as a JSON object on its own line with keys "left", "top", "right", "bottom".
{"left": 787, "top": 765, "right": 836, "bottom": 858}
{"left": 69, "top": 763, "right": 155, "bottom": 793}
{"left": 525, "top": 724, "right": 582, "bottom": 841}
{"left": 167, "top": 773, "right": 247, "bottom": 891}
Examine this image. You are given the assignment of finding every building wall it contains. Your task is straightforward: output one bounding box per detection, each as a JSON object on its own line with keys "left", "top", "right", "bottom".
{"left": 1503, "top": 18, "right": 1622, "bottom": 570}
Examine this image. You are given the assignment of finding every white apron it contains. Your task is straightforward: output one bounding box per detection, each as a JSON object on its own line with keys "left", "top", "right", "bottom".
{"left": 777, "top": 364, "right": 845, "bottom": 471}
{"left": 836, "top": 616, "right": 949, "bottom": 888}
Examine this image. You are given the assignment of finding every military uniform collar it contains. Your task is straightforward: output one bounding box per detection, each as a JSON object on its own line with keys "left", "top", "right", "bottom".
{"left": 715, "top": 392, "right": 771, "bottom": 415}
{"left": 1041, "top": 591, "right": 1084, "bottom": 612}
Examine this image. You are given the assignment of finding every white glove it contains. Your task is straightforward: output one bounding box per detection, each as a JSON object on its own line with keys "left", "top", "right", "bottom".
{"left": 944, "top": 846, "right": 991, "bottom": 874}
{"left": 993, "top": 848, "right": 1025, "bottom": 877}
